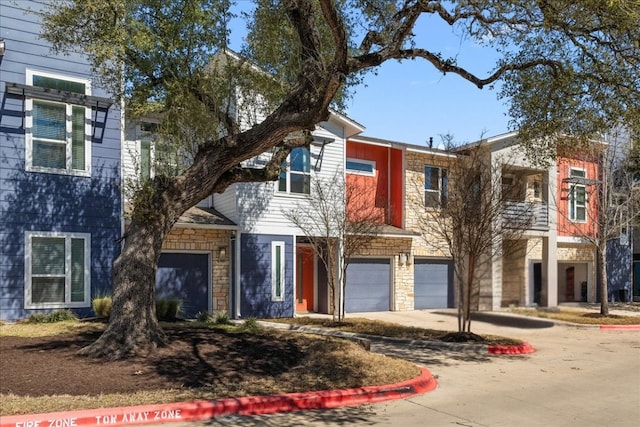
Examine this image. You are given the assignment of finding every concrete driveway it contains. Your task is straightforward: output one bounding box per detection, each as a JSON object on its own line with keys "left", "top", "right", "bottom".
{"left": 209, "top": 309, "right": 640, "bottom": 427}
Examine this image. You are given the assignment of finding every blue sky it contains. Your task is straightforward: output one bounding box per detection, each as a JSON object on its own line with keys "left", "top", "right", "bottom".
{"left": 230, "top": 2, "right": 512, "bottom": 147}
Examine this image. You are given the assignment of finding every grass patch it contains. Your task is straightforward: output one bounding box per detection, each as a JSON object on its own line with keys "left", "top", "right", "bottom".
{"left": 268, "top": 316, "right": 523, "bottom": 345}
{"left": 0, "top": 324, "right": 420, "bottom": 416}
{"left": 507, "top": 307, "right": 640, "bottom": 325}
{"left": 0, "top": 321, "right": 105, "bottom": 338}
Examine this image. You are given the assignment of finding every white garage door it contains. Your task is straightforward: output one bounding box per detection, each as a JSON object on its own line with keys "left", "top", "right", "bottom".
{"left": 414, "top": 259, "right": 453, "bottom": 309}
{"left": 345, "top": 258, "right": 391, "bottom": 312}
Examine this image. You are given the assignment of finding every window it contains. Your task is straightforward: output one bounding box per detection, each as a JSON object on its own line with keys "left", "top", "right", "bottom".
{"left": 424, "top": 166, "right": 448, "bottom": 208}
{"left": 271, "top": 241, "right": 285, "bottom": 301}
{"left": 569, "top": 168, "right": 587, "bottom": 222}
{"left": 138, "top": 122, "right": 180, "bottom": 180}
{"left": 139, "top": 121, "right": 157, "bottom": 180}
{"left": 532, "top": 180, "right": 542, "bottom": 199}
{"left": 346, "top": 158, "right": 375, "bottom": 176}
{"left": 24, "top": 232, "right": 91, "bottom": 309}
{"left": 25, "top": 70, "right": 91, "bottom": 175}
{"left": 279, "top": 147, "right": 310, "bottom": 194}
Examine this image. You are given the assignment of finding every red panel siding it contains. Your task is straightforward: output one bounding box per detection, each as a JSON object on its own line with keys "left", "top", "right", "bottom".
{"left": 346, "top": 142, "right": 389, "bottom": 223}
{"left": 556, "top": 156, "right": 598, "bottom": 238}
{"left": 389, "top": 149, "right": 404, "bottom": 227}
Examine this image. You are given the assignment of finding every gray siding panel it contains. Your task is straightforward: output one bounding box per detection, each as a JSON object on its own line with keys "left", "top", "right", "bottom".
{"left": 414, "top": 259, "right": 454, "bottom": 309}
{"left": 345, "top": 258, "right": 391, "bottom": 312}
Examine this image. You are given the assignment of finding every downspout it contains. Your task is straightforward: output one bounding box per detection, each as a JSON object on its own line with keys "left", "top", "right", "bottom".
{"left": 234, "top": 230, "right": 242, "bottom": 318}
{"left": 388, "top": 147, "right": 391, "bottom": 224}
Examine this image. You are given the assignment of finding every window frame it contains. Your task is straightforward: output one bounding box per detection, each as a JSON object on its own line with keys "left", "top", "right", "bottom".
{"left": 278, "top": 147, "right": 311, "bottom": 195}
{"left": 271, "top": 241, "right": 286, "bottom": 302}
{"left": 24, "top": 231, "right": 91, "bottom": 309}
{"left": 346, "top": 158, "right": 376, "bottom": 176}
{"left": 25, "top": 69, "right": 92, "bottom": 176}
{"left": 568, "top": 168, "right": 587, "bottom": 223}
{"left": 424, "top": 165, "right": 448, "bottom": 209}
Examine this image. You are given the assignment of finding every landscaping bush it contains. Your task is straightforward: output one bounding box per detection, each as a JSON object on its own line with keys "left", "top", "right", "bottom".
{"left": 25, "top": 310, "right": 77, "bottom": 323}
{"left": 91, "top": 296, "right": 112, "bottom": 318}
{"left": 90, "top": 295, "right": 182, "bottom": 322}
{"left": 239, "top": 317, "right": 262, "bottom": 332}
{"left": 156, "top": 298, "right": 182, "bottom": 321}
{"left": 214, "top": 311, "right": 231, "bottom": 325}
{"left": 196, "top": 311, "right": 212, "bottom": 323}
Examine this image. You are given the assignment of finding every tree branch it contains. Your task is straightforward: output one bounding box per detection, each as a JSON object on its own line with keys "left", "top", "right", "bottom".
{"left": 211, "top": 130, "right": 313, "bottom": 192}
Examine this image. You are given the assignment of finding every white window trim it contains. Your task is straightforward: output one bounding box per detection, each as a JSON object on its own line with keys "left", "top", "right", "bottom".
{"left": 346, "top": 158, "right": 376, "bottom": 176}
{"left": 25, "top": 69, "right": 92, "bottom": 177}
{"left": 569, "top": 167, "right": 587, "bottom": 223}
{"left": 271, "top": 241, "right": 286, "bottom": 302}
{"left": 424, "top": 165, "right": 446, "bottom": 209}
{"left": 277, "top": 148, "right": 312, "bottom": 195}
{"left": 24, "top": 231, "right": 91, "bottom": 309}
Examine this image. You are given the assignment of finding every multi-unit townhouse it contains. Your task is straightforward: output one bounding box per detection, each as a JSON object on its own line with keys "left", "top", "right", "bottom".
{"left": 342, "top": 136, "right": 456, "bottom": 313}
{"left": 123, "top": 111, "right": 364, "bottom": 319}
{"left": 0, "top": 1, "right": 122, "bottom": 321}
{"left": 468, "top": 133, "right": 600, "bottom": 310}
{"left": 122, "top": 125, "right": 624, "bottom": 319}
{"left": 2, "top": 4, "right": 629, "bottom": 321}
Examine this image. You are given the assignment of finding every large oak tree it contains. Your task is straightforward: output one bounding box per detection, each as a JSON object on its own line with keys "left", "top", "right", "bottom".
{"left": 41, "top": 0, "right": 639, "bottom": 358}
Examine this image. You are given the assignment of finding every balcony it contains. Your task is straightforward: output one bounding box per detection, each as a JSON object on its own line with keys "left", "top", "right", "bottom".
{"left": 503, "top": 201, "right": 549, "bottom": 230}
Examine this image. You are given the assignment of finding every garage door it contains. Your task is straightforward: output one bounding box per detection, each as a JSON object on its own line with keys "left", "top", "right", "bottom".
{"left": 346, "top": 258, "right": 390, "bottom": 312}
{"left": 157, "top": 252, "right": 210, "bottom": 319}
{"left": 414, "top": 259, "right": 453, "bottom": 309}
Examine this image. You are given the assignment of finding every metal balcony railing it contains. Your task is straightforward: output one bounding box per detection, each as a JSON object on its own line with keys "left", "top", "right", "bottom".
{"left": 502, "top": 201, "right": 549, "bottom": 229}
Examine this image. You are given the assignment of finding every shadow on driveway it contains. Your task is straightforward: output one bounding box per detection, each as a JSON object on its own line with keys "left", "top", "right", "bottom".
{"left": 433, "top": 311, "right": 555, "bottom": 329}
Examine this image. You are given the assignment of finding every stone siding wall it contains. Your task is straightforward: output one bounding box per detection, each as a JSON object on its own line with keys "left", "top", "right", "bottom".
{"left": 557, "top": 244, "right": 595, "bottom": 262}
{"left": 501, "top": 240, "right": 528, "bottom": 307}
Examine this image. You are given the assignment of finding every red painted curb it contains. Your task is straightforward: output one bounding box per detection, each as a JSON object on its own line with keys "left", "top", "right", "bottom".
{"left": 488, "top": 342, "right": 535, "bottom": 355}
{"left": 599, "top": 324, "right": 640, "bottom": 331}
{"left": 0, "top": 368, "right": 436, "bottom": 427}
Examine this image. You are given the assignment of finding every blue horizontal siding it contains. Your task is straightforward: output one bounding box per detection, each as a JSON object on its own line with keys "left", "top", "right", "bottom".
{"left": 240, "top": 233, "right": 294, "bottom": 319}
{"left": 0, "top": 1, "right": 122, "bottom": 321}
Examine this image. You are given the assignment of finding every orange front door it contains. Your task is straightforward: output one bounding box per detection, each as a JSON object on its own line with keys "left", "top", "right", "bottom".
{"left": 296, "top": 247, "right": 315, "bottom": 312}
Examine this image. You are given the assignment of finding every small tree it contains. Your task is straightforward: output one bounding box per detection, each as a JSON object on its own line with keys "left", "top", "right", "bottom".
{"left": 410, "top": 140, "right": 534, "bottom": 333}
{"left": 284, "top": 169, "right": 384, "bottom": 321}
{"left": 556, "top": 132, "right": 640, "bottom": 315}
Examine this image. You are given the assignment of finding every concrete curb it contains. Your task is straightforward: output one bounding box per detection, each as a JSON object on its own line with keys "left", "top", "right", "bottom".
{"left": 259, "top": 321, "right": 536, "bottom": 355}
{"left": 488, "top": 342, "right": 536, "bottom": 355}
{"left": 599, "top": 324, "right": 640, "bottom": 331}
{"left": 0, "top": 368, "right": 436, "bottom": 427}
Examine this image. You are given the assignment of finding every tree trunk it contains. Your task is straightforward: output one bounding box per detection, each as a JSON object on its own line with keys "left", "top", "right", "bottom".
{"left": 465, "top": 255, "right": 475, "bottom": 333}
{"left": 78, "top": 219, "right": 168, "bottom": 359}
{"left": 455, "top": 263, "right": 463, "bottom": 332}
{"left": 598, "top": 246, "right": 609, "bottom": 316}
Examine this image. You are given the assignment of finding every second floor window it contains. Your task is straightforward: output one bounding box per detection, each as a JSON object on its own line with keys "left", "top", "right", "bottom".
{"left": 279, "top": 147, "right": 310, "bottom": 194}
{"left": 425, "top": 166, "right": 448, "bottom": 208}
{"left": 26, "top": 71, "right": 91, "bottom": 176}
{"left": 569, "top": 168, "right": 587, "bottom": 222}
{"left": 346, "top": 158, "right": 375, "bottom": 176}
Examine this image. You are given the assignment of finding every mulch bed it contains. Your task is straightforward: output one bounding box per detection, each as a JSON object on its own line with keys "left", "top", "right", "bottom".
{"left": 0, "top": 329, "right": 307, "bottom": 397}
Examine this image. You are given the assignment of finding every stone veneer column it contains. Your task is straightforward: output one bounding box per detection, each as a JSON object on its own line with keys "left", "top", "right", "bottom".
{"left": 491, "top": 234, "right": 503, "bottom": 310}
